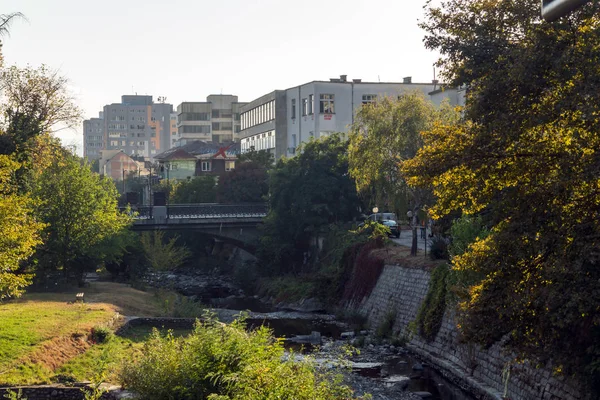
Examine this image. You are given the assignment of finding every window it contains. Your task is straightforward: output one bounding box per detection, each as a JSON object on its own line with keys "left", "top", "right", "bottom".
{"left": 181, "top": 125, "right": 210, "bottom": 134}
{"left": 302, "top": 98, "right": 308, "bottom": 116}
{"left": 225, "top": 160, "right": 235, "bottom": 171}
{"left": 212, "top": 110, "right": 220, "bottom": 118}
{"left": 362, "top": 94, "right": 377, "bottom": 105}
{"left": 291, "top": 99, "right": 296, "bottom": 119}
{"left": 320, "top": 94, "right": 335, "bottom": 114}
{"left": 201, "top": 161, "right": 211, "bottom": 172}
{"left": 308, "top": 94, "right": 314, "bottom": 115}
{"left": 212, "top": 122, "right": 220, "bottom": 131}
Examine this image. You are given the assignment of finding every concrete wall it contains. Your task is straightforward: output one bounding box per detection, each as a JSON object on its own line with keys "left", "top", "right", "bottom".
{"left": 358, "top": 264, "right": 584, "bottom": 400}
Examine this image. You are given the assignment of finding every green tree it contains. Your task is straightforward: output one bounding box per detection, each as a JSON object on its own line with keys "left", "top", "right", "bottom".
{"left": 217, "top": 161, "right": 268, "bottom": 203}
{"left": 171, "top": 176, "right": 217, "bottom": 203}
{"left": 404, "top": 0, "right": 600, "bottom": 390}
{"left": 237, "top": 147, "right": 274, "bottom": 170}
{"left": 139, "top": 231, "right": 191, "bottom": 271}
{"left": 33, "top": 152, "right": 131, "bottom": 283}
{"left": 0, "top": 155, "right": 43, "bottom": 300}
{"left": 258, "top": 135, "right": 361, "bottom": 275}
{"left": 348, "top": 92, "right": 458, "bottom": 255}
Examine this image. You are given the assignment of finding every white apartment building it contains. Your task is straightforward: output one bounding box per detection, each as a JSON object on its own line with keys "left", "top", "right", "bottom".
{"left": 239, "top": 75, "right": 464, "bottom": 160}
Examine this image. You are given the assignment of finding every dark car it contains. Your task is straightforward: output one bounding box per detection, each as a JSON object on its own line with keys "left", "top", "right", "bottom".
{"left": 382, "top": 219, "right": 400, "bottom": 238}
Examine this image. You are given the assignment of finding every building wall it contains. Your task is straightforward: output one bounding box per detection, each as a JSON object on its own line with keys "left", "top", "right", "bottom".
{"left": 358, "top": 264, "right": 584, "bottom": 400}
{"left": 103, "top": 152, "right": 139, "bottom": 181}
{"left": 102, "top": 95, "right": 173, "bottom": 159}
{"left": 83, "top": 117, "right": 104, "bottom": 160}
{"left": 240, "top": 79, "right": 460, "bottom": 160}
{"left": 177, "top": 95, "right": 247, "bottom": 144}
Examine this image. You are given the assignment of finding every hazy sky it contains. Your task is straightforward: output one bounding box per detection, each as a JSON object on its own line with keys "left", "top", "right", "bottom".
{"left": 2, "top": 0, "right": 441, "bottom": 153}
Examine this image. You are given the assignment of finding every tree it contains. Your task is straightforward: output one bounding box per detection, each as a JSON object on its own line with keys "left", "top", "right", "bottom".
{"left": 139, "top": 231, "right": 191, "bottom": 271}
{"left": 0, "top": 12, "right": 27, "bottom": 68}
{"left": 33, "top": 152, "right": 131, "bottom": 283}
{"left": 170, "top": 176, "right": 217, "bottom": 204}
{"left": 0, "top": 65, "right": 81, "bottom": 191}
{"left": 348, "top": 92, "right": 458, "bottom": 255}
{"left": 0, "top": 155, "right": 43, "bottom": 300}
{"left": 217, "top": 161, "right": 268, "bottom": 203}
{"left": 237, "top": 147, "right": 274, "bottom": 170}
{"left": 258, "top": 135, "right": 361, "bottom": 275}
{"left": 404, "top": 0, "right": 600, "bottom": 390}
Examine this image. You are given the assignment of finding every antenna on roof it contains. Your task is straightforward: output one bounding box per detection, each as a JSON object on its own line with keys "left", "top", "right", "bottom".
{"left": 378, "top": 75, "right": 380, "bottom": 82}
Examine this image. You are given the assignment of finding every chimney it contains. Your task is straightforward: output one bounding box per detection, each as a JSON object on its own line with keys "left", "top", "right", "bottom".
{"left": 340, "top": 74, "right": 347, "bottom": 82}
{"left": 403, "top": 76, "right": 412, "bottom": 84}
{"left": 352, "top": 79, "right": 362, "bottom": 83}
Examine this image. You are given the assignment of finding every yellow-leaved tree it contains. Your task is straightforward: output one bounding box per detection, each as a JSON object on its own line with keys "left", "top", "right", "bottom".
{"left": 0, "top": 155, "right": 44, "bottom": 300}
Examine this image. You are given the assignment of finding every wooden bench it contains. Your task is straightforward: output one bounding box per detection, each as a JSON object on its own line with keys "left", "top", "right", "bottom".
{"left": 75, "top": 292, "right": 85, "bottom": 303}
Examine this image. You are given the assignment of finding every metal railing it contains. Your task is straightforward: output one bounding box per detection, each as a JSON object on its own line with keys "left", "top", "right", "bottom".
{"left": 120, "top": 203, "right": 268, "bottom": 220}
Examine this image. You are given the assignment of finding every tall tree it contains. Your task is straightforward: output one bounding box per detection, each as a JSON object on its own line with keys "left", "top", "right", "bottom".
{"left": 258, "top": 135, "right": 361, "bottom": 275}
{"left": 33, "top": 152, "right": 131, "bottom": 283}
{"left": 217, "top": 161, "right": 268, "bottom": 203}
{"left": 404, "top": 0, "right": 600, "bottom": 390}
{"left": 348, "top": 92, "right": 458, "bottom": 255}
{"left": 0, "top": 155, "right": 43, "bottom": 300}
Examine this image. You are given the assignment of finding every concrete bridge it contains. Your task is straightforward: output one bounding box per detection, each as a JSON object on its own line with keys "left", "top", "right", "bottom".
{"left": 123, "top": 203, "right": 267, "bottom": 253}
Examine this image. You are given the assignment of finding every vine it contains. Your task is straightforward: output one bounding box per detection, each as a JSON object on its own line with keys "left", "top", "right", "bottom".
{"left": 414, "top": 264, "right": 450, "bottom": 341}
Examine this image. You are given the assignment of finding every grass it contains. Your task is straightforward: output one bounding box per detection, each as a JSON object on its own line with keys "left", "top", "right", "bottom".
{"left": 0, "top": 282, "right": 199, "bottom": 385}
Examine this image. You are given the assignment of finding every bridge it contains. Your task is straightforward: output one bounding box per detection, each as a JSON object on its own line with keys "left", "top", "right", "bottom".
{"left": 122, "top": 203, "right": 268, "bottom": 253}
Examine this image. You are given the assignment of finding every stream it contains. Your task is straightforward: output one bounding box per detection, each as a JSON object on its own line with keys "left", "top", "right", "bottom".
{"left": 211, "top": 297, "right": 477, "bottom": 400}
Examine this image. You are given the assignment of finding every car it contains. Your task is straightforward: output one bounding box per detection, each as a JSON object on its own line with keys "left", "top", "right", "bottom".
{"left": 381, "top": 219, "right": 400, "bottom": 238}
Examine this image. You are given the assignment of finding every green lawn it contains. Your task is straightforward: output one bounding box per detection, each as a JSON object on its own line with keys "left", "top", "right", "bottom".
{"left": 0, "top": 282, "right": 196, "bottom": 385}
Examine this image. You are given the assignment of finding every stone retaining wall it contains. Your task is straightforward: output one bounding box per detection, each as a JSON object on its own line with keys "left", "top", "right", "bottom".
{"left": 358, "top": 264, "right": 584, "bottom": 400}
{"left": 0, "top": 385, "right": 119, "bottom": 400}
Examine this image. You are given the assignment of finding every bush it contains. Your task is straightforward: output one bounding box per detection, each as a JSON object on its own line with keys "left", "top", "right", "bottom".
{"left": 414, "top": 264, "right": 449, "bottom": 341}
{"left": 342, "top": 238, "right": 385, "bottom": 304}
{"left": 120, "top": 315, "right": 358, "bottom": 400}
{"left": 429, "top": 236, "right": 449, "bottom": 260}
{"left": 375, "top": 309, "right": 397, "bottom": 339}
{"left": 90, "top": 326, "right": 113, "bottom": 344}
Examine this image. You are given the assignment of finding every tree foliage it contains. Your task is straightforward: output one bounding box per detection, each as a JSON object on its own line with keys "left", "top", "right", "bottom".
{"left": 349, "top": 92, "right": 458, "bottom": 255}
{"left": 33, "top": 152, "right": 131, "bottom": 282}
{"left": 0, "top": 155, "right": 43, "bottom": 300}
{"left": 139, "top": 231, "right": 191, "bottom": 271}
{"left": 258, "top": 135, "right": 361, "bottom": 275}
{"left": 171, "top": 176, "right": 217, "bottom": 204}
{"left": 404, "top": 0, "right": 600, "bottom": 389}
{"left": 217, "top": 161, "right": 268, "bottom": 203}
{"left": 237, "top": 147, "right": 274, "bottom": 170}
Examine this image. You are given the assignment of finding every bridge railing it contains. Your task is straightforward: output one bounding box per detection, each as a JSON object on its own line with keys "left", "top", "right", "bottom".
{"left": 120, "top": 203, "right": 268, "bottom": 220}
{"left": 167, "top": 203, "right": 268, "bottom": 219}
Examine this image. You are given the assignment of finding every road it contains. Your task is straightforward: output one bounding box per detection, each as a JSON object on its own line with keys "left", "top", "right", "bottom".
{"left": 391, "top": 227, "right": 432, "bottom": 253}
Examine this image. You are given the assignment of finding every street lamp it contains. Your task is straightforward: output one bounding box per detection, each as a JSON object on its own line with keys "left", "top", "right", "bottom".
{"left": 541, "top": 0, "right": 590, "bottom": 21}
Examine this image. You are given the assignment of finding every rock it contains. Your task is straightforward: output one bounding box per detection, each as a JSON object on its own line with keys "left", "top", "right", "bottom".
{"left": 341, "top": 331, "right": 355, "bottom": 339}
{"left": 287, "top": 331, "right": 322, "bottom": 345}
{"left": 382, "top": 375, "right": 410, "bottom": 390}
{"left": 389, "top": 345, "right": 396, "bottom": 351}
{"left": 412, "top": 391, "right": 433, "bottom": 398}
{"left": 368, "top": 344, "right": 375, "bottom": 349}
{"left": 276, "top": 297, "right": 326, "bottom": 313}
{"left": 51, "top": 390, "right": 58, "bottom": 396}
{"left": 412, "top": 362, "right": 424, "bottom": 371}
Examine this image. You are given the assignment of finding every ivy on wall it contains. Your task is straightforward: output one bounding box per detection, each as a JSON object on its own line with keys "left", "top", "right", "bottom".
{"left": 415, "top": 264, "right": 450, "bottom": 341}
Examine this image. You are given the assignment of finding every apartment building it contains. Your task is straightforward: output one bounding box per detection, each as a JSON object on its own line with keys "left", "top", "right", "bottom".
{"left": 239, "top": 76, "right": 463, "bottom": 160}
{"left": 175, "top": 95, "right": 247, "bottom": 145}
{"left": 83, "top": 113, "right": 104, "bottom": 160}
{"left": 84, "top": 95, "right": 174, "bottom": 160}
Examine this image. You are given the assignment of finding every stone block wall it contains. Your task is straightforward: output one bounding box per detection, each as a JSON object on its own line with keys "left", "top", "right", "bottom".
{"left": 0, "top": 385, "right": 119, "bottom": 400}
{"left": 358, "top": 264, "right": 584, "bottom": 400}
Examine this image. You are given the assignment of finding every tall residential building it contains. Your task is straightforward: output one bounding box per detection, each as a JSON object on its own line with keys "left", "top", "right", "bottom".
{"left": 239, "top": 75, "right": 463, "bottom": 160}
{"left": 83, "top": 112, "right": 104, "bottom": 160}
{"left": 101, "top": 95, "right": 173, "bottom": 159}
{"left": 175, "top": 95, "right": 247, "bottom": 145}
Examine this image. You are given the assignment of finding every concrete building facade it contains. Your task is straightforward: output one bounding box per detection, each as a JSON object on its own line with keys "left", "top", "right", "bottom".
{"left": 83, "top": 113, "right": 104, "bottom": 160}
{"left": 239, "top": 76, "right": 463, "bottom": 160}
{"left": 176, "top": 95, "right": 247, "bottom": 145}
{"left": 100, "top": 95, "right": 174, "bottom": 159}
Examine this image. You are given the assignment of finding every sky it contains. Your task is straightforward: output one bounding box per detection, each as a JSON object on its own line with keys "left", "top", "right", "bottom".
{"left": 2, "top": 0, "right": 441, "bottom": 154}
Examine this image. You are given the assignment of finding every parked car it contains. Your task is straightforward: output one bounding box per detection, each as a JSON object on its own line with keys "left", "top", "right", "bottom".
{"left": 381, "top": 219, "right": 400, "bottom": 238}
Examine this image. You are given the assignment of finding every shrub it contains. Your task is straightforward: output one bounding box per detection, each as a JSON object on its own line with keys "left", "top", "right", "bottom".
{"left": 429, "top": 236, "right": 449, "bottom": 260}
{"left": 90, "top": 326, "right": 113, "bottom": 344}
{"left": 414, "top": 264, "right": 449, "bottom": 341}
{"left": 120, "top": 315, "right": 358, "bottom": 400}
{"left": 375, "top": 309, "right": 397, "bottom": 339}
{"left": 342, "top": 238, "right": 385, "bottom": 304}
